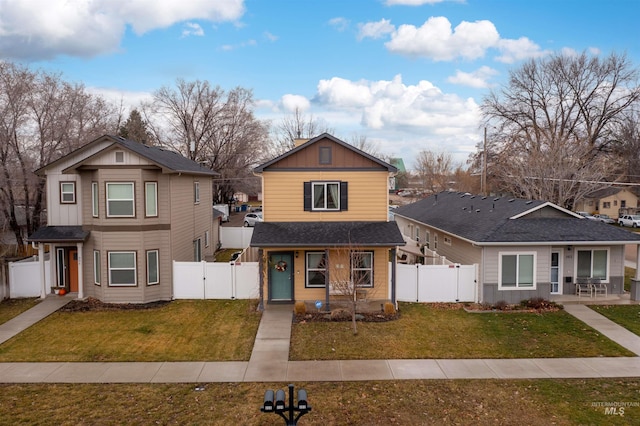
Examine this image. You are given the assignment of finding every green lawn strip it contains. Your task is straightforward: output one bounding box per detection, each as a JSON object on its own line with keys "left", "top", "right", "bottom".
{"left": 590, "top": 305, "right": 640, "bottom": 336}
{"left": 0, "top": 300, "right": 261, "bottom": 362}
{"left": 0, "top": 298, "right": 40, "bottom": 326}
{"left": 0, "top": 379, "right": 637, "bottom": 425}
{"left": 290, "top": 303, "right": 633, "bottom": 360}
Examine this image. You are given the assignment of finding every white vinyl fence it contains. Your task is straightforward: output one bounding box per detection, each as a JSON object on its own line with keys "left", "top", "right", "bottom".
{"left": 9, "top": 257, "right": 51, "bottom": 298}
{"left": 395, "top": 263, "right": 478, "bottom": 303}
{"left": 172, "top": 261, "right": 259, "bottom": 299}
{"left": 220, "top": 227, "right": 254, "bottom": 249}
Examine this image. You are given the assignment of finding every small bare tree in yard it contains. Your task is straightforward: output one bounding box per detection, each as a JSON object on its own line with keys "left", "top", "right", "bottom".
{"left": 326, "top": 246, "right": 373, "bottom": 335}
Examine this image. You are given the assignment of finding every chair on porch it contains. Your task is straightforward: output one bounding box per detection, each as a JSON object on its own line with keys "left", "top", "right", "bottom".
{"left": 575, "top": 277, "right": 592, "bottom": 297}
{"left": 590, "top": 278, "right": 607, "bottom": 298}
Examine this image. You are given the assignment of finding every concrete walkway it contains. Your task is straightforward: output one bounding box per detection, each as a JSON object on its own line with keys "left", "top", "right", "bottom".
{"left": 0, "top": 295, "right": 73, "bottom": 346}
{"left": 1, "top": 299, "right": 640, "bottom": 383}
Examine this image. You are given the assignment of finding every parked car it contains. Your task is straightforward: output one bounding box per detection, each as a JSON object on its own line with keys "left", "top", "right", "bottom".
{"left": 592, "top": 214, "right": 615, "bottom": 224}
{"left": 576, "top": 211, "right": 597, "bottom": 220}
{"left": 618, "top": 214, "right": 640, "bottom": 228}
{"left": 243, "top": 212, "right": 263, "bottom": 227}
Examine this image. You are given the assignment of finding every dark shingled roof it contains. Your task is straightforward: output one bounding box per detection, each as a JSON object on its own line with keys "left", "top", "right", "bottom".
{"left": 250, "top": 221, "right": 406, "bottom": 247}
{"left": 393, "top": 191, "right": 640, "bottom": 244}
{"left": 27, "top": 226, "right": 89, "bottom": 243}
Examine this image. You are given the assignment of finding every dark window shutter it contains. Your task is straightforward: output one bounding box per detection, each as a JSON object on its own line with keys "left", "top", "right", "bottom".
{"left": 303, "top": 182, "right": 311, "bottom": 211}
{"left": 340, "top": 181, "right": 348, "bottom": 211}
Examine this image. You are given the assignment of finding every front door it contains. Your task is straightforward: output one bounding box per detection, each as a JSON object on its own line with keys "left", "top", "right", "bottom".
{"left": 269, "top": 252, "right": 293, "bottom": 301}
{"left": 550, "top": 250, "right": 562, "bottom": 294}
{"left": 68, "top": 249, "right": 79, "bottom": 292}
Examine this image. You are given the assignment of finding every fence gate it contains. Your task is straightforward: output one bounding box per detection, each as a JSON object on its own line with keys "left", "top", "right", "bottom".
{"left": 395, "top": 263, "right": 477, "bottom": 303}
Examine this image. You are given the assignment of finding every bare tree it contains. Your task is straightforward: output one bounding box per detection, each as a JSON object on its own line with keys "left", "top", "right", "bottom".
{"left": 414, "top": 150, "right": 454, "bottom": 194}
{"left": 609, "top": 111, "right": 640, "bottom": 183}
{"left": 480, "top": 51, "right": 640, "bottom": 208}
{"left": 270, "top": 107, "right": 334, "bottom": 155}
{"left": 143, "top": 80, "right": 269, "bottom": 203}
{"left": 0, "top": 62, "right": 116, "bottom": 248}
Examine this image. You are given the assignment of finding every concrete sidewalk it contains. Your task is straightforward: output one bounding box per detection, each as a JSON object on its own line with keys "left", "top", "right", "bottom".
{"left": 1, "top": 298, "right": 640, "bottom": 383}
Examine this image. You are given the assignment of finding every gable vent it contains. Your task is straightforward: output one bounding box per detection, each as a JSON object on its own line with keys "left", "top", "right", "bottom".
{"left": 115, "top": 151, "right": 124, "bottom": 163}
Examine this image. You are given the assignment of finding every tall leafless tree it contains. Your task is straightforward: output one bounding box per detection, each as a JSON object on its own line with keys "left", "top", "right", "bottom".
{"left": 479, "top": 51, "right": 640, "bottom": 208}
{"left": 143, "top": 79, "right": 269, "bottom": 203}
{"left": 270, "top": 107, "right": 334, "bottom": 155}
{"left": 0, "top": 62, "right": 116, "bottom": 249}
{"left": 414, "top": 150, "right": 454, "bottom": 194}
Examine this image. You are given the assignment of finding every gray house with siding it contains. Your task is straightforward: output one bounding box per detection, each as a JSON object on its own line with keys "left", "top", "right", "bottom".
{"left": 393, "top": 191, "right": 640, "bottom": 304}
{"left": 27, "top": 135, "right": 219, "bottom": 303}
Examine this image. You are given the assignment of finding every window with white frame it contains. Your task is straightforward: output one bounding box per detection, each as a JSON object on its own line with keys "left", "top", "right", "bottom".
{"left": 351, "top": 251, "right": 373, "bottom": 288}
{"left": 91, "top": 182, "right": 99, "bottom": 217}
{"left": 425, "top": 231, "right": 430, "bottom": 248}
{"left": 306, "top": 252, "right": 326, "bottom": 288}
{"left": 434, "top": 234, "right": 438, "bottom": 250}
{"left": 499, "top": 252, "right": 536, "bottom": 289}
{"left": 443, "top": 236, "right": 452, "bottom": 246}
{"left": 106, "top": 182, "right": 135, "bottom": 217}
{"left": 194, "top": 181, "right": 200, "bottom": 204}
{"left": 577, "top": 249, "right": 608, "bottom": 281}
{"left": 108, "top": 251, "right": 137, "bottom": 286}
{"left": 147, "top": 250, "right": 159, "bottom": 285}
{"left": 60, "top": 182, "right": 76, "bottom": 204}
{"left": 415, "top": 227, "right": 420, "bottom": 242}
{"left": 145, "top": 182, "right": 157, "bottom": 217}
{"left": 93, "top": 250, "right": 101, "bottom": 285}
{"left": 204, "top": 230, "right": 210, "bottom": 248}
{"left": 312, "top": 182, "right": 339, "bottom": 210}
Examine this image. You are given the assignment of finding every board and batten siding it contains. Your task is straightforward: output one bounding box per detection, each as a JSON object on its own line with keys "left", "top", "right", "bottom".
{"left": 262, "top": 170, "right": 390, "bottom": 222}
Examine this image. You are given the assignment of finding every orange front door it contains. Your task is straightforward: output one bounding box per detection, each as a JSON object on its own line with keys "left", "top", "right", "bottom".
{"left": 68, "top": 249, "right": 78, "bottom": 292}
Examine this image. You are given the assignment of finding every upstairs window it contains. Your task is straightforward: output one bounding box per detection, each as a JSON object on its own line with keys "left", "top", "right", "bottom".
{"left": 194, "top": 181, "right": 200, "bottom": 204}
{"left": 91, "top": 182, "right": 99, "bottom": 217}
{"left": 303, "top": 181, "right": 348, "bottom": 212}
{"left": 106, "top": 182, "right": 135, "bottom": 217}
{"left": 60, "top": 182, "right": 76, "bottom": 204}
{"left": 319, "top": 146, "right": 332, "bottom": 164}
{"left": 145, "top": 182, "right": 158, "bottom": 217}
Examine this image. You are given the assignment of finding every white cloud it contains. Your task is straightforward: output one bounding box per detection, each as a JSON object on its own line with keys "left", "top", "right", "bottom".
{"left": 447, "top": 66, "right": 499, "bottom": 88}
{"left": 328, "top": 17, "right": 350, "bottom": 32}
{"left": 280, "top": 94, "right": 311, "bottom": 112}
{"left": 264, "top": 31, "right": 278, "bottom": 42}
{"left": 384, "top": 16, "right": 500, "bottom": 61}
{"left": 0, "top": 0, "right": 246, "bottom": 60}
{"left": 86, "top": 87, "right": 154, "bottom": 112}
{"left": 495, "top": 37, "right": 548, "bottom": 63}
{"left": 315, "top": 74, "right": 480, "bottom": 132}
{"left": 357, "top": 19, "right": 395, "bottom": 40}
{"left": 181, "top": 22, "right": 204, "bottom": 38}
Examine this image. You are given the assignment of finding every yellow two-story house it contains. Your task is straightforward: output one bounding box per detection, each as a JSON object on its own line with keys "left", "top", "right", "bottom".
{"left": 250, "top": 133, "right": 405, "bottom": 309}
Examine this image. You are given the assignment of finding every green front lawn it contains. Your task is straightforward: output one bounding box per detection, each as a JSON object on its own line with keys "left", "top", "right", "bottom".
{"left": 590, "top": 305, "right": 640, "bottom": 336}
{"left": 1, "top": 379, "right": 638, "bottom": 425}
{"left": 0, "top": 299, "right": 261, "bottom": 362}
{"left": 290, "top": 303, "right": 633, "bottom": 360}
{"left": 0, "top": 298, "right": 40, "bottom": 326}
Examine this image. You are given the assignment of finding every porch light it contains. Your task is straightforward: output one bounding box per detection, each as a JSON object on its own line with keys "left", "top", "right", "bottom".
{"left": 261, "top": 384, "right": 311, "bottom": 425}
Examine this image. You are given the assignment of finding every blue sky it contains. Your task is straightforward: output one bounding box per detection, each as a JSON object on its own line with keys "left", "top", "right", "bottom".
{"left": 2, "top": 0, "right": 639, "bottom": 168}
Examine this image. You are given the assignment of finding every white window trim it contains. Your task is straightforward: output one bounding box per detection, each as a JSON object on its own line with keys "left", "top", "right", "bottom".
{"left": 204, "top": 230, "right": 210, "bottom": 248}
{"left": 146, "top": 249, "right": 159, "bottom": 285}
{"left": 574, "top": 247, "right": 610, "bottom": 283}
{"left": 145, "top": 182, "right": 158, "bottom": 217}
{"left": 60, "top": 182, "right": 76, "bottom": 204}
{"left": 106, "top": 182, "right": 135, "bottom": 217}
{"left": 93, "top": 250, "right": 101, "bottom": 285}
{"left": 305, "top": 251, "right": 326, "bottom": 288}
{"left": 194, "top": 181, "right": 200, "bottom": 204}
{"left": 351, "top": 251, "right": 374, "bottom": 288}
{"left": 498, "top": 251, "right": 537, "bottom": 290}
{"left": 311, "top": 181, "right": 340, "bottom": 211}
{"left": 91, "top": 182, "right": 99, "bottom": 217}
{"left": 443, "top": 236, "right": 452, "bottom": 246}
{"left": 108, "top": 251, "right": 137, "bottom": 287}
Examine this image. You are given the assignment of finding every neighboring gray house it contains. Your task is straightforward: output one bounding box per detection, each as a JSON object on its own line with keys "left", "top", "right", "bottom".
{"left": 27, "top": 135, "right": 219, "bottom": 303}
{"left": 393, "top": 191, "right": 640, "bottom": 304}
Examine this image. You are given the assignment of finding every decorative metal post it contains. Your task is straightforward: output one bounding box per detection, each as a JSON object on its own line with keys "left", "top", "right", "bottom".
{"left": 261, "top": 384, "right": 311, "bottom": 425}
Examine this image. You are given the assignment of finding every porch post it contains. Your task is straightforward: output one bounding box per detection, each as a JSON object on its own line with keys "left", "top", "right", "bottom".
{"left": 635, "top": 244, "right": 640, "bottom": 281}
{"left": 257, "top": 249, "right": 264, "bottom": 310}
{"left": 324, "top": 248, "right": 330, "bottom": 311}
{"left": 391, "top": 248, "right": 397, "bottom": 305}
{"left": 38, "top": 243, "right": 46, "bottom": 299}
{"left": 77, "top": 242, "right": 84, "bottom": 299}
{"left": 631, "top": 244, "right": 640, "bottom": 302}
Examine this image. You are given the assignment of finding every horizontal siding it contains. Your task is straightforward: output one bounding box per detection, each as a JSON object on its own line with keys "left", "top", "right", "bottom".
{"left": 263, "top": 170, "right": 389, "bottom": 222}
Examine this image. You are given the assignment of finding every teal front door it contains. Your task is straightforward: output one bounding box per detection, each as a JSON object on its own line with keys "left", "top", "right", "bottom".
{"left": 269, "top": 252, "right": 293, "bottom": 301}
